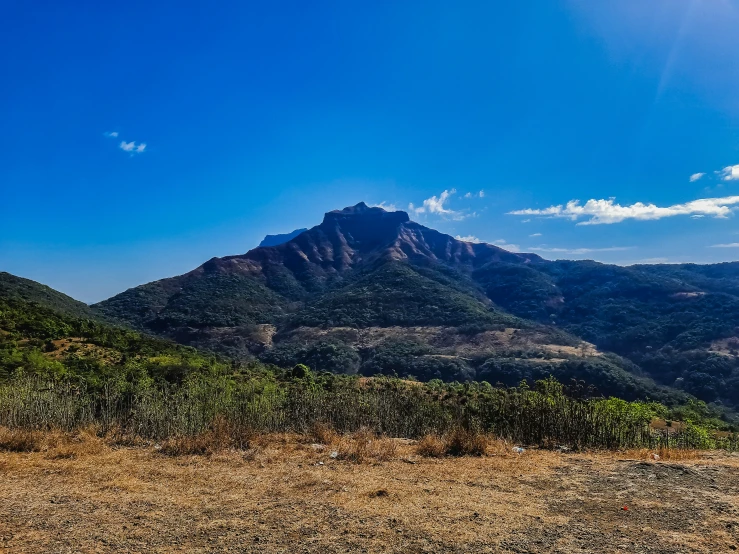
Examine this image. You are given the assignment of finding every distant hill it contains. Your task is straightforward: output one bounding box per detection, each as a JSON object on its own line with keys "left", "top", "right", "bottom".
{"left": 0, "top": 272, "right": 99, "bottom": 320}
{"left": 0, "top": 276, "right": 229, "bottom": 384}
{"left": 258, "top": 228, "right": 308, "bottom": 247}
{"left": 93, "top": 202, "right": 732, "bottom": 407}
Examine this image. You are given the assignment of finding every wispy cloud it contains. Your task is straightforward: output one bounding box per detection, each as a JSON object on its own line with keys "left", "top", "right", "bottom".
{"left": 413, "top": 189, "right": 456, "bottom": 215}
{"left": 119, "top": 140, "right": 146, "bottom": 154}
{"left": 371, "top": 201, "right": 399, "bottom": 211}
{"left": 509, "top": 196, "right": 739, "bottom": 225}
{"left": 454, "top": 235, "right": 520, "bottom": 251}
{"left": 492, "top": 239, "right": 520, "bottom": 252}
{"left": 529, "top": 246, "right": 634, "bottom": 255}
{"left": 529, "top": 232, "right": 542, "bottom": 237}
{"left": 634, "top": 257, "right": 669, "bottom": 264}
{"left": 463, "top": 190, "right": 485, "bottom": 199}
{"left": 720, "top": 165, "right": 739, "bottom": 181}
{"left": 104, "top": 131, "right": 147, "bottom": 155}
{"left": 410, "top": 189, "right": 473, "bottom": 220}
{"left": 689, "top": 172, "right": 705, "bottom": 182}
{"left": 455, "top": 235, "right": 482, "bottom": 243}
{"left": 710, "top": 242, "right": 739, "bottom": 248}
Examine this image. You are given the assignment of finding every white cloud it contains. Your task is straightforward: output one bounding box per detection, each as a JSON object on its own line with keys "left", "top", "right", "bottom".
{"left": 410, "top": 189, "right": 473, "bottom": 220}
{"left": 479, "top": 190, "right": 485, "bottom": 198}
{"left": 509, "top": 196, "right": 739, "bottom": 225}
{"left": 371, "top": 201, "right": 399, "bottom": 211}
{"left": 119, "top": 140, "right": 146, "bottom": 155}
{"left": 720, "top": 165, "right": 739, "bottom": 181}
{"left": 455, "top": 235, "right": 482, "bottom": 243}
{"left": 103, "top": 131, "right": 119, "bottom": 138}
{"left": 529, "top": 232, "right": 542, "bottom": 237}
{"left": 414, "top": 189, "right": 456, "bottom": 214}
{"left": 635, "top": 257, "right": 669, "bottom": 264}
{"left": 464, "top": 190, "right": 485, "bottom": 199}
{"left": 689, "top": 172, "right": 705, "bottom": 182}
{"left": 710, "top": 243, "right": 739, "bottom": 248}
{"left": 454, "top": 235, "right": 520, "bottom": 251}
{"left": 529, "top": 246, "right": 634, "bottom": 255}
{"left": 492, "top": 239, "right": 520, "bottom": 252}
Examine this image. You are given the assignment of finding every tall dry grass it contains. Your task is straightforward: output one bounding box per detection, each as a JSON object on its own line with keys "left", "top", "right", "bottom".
{"left": 416, "top": 429, "right": 499, "bottom": 457}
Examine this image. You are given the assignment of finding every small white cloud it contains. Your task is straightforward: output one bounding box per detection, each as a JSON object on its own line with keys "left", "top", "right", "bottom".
{"left": 636, "top": 257, "right": 669, "bottom": 264}
{"left": 103, "top": 131, "right": 119, "bottom": 138}
{"left": 417, "top": 189, "right": 456, "bottom": 214}
{"left": 464, "top": 190, "right": 485, "bottom": 199}
{"left": 710, "top": 243, "right": 739, "bottom": 248}
{"left": 492, "top": 239, "right": 520, "bottom": 252}
{"left": 411, "top": 189, "right": 472, "bottom": 220}
{"left": 720, "top": 165, "right": 739, "bottom": 181}
{"left": 521, "top": 219, "right": 530, "bottom": 223}
{"left": 371, "top": 201, "right": 399, "bottom": 211}
{"left": 464, "top": 192, "right": 473, "bottom": 199}
{"left": 455, "top": 235, "right": 482, "bottom": 243}
{"left": 529, "top": 232, "right": 542, "bottom": 237}
{"left": 479, "top": 190, "right": 485, "bottom": 198}
{"left": 119, "top": 140, "right": 146, "bottom": 155}
{"left": 509, "top": 196, "right": 739, "bottom": 225}
{"left": 454, "top": 235, "right": 520, "bottom": 251}
{"left": 691, "top": 214, "right": 705, "bottom": 219}
{"left": 689, "top": 172, "right": 705, "bottom": 182}
{"left": 529, "top": 245, "right": 634, "bottom": 255}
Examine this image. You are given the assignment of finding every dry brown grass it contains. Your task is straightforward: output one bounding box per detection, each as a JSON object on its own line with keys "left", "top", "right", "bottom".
{"left": 0, "top": 426, "right": 108, "bottom": 460}
{"left": 0, "top": 426, "right": 48, "bottom": 452}
{"left": 0, "top": 429, "right": 737, "bottom": 552}
{"left": 308, "top": 421, "right": 341, "bottom": 446}
{"left": 416, "top": 433, "right": 447, "bottom": 457}
{"left": 416, "top": 429, "right": 501, "bottom": 457}
{"left": 335, "top": 428, "right": 398, "bottom": 463}
{"left": 158, "top": 416, "right": 256, "bottom": 456}
{"left": 620, "top": 446, "right": 705, "bottom": 461}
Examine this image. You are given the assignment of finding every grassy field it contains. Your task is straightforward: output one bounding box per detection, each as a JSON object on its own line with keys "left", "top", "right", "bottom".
{"left": 1, "top": 429, "right": 738, "bottom": 553}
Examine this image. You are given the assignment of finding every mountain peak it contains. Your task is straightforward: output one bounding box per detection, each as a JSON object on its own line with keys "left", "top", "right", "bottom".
{"left": 322, "top": 202, "right": 410, "bottom": 226}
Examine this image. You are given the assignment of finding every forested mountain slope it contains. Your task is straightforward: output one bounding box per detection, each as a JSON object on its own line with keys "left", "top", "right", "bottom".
{"left": 90, "top": 202, "right": 739, "bottom": 408}
{"left": 0, "top": 280, "right": 231, "bottom": 384}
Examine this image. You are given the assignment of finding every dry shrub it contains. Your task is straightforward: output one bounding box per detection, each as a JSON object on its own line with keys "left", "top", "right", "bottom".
{"left": 0, "top": 426, "right": 106, "bottom": 459}
{"left": 336, "top": 428, "right": 398, "bottom": 463}
{"left": 45, "top": 426, "right": 106, "bottom": 460}
{"left": 416, "top": 428, "right": 489, "bottom": 457}
{"left": 0, "top": 427, "right": 48, "bottom": 452}
{"left": 623, "top": 447, "right": 703, "bottom": 462}
{"left": 416, "top": 434, "right": 446, "bottom": 457}
{"left": 309, "top": 422, "right": 340, "bottom": 446}
{"left": 158, "top": 416, "right": 255, "bottom": 456}
{"left": 445, "top": 428, "right": 488, "bottom": 457}
{"left": 104, "top": 425, "right": 150, "bottom": 448}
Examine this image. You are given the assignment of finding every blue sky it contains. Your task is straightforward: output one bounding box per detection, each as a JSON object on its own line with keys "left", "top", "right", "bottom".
{"left": 3, "top": 1, "right": 739, "bottom": 303}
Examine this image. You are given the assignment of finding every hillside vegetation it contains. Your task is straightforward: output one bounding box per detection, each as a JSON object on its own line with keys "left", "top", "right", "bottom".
{"left": 90, "top": 203, "right": 739, "bottom": 411}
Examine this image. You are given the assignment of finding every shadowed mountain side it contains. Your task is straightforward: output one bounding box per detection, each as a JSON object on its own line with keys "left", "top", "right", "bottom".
{"left": 258, "top": 228, "right": 308, "bottom": 247}
{"left": 93, "top": 202, "right": 739, "bottom": 409}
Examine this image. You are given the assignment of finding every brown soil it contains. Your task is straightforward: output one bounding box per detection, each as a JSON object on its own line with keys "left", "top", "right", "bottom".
{"left": 1, "top": 435, "right": 738, "bottom": 553}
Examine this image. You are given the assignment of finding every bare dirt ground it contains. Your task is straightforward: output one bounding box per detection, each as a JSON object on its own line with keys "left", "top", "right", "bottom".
{"left": 1, "top": 435, "right": 738, "bottom": 553}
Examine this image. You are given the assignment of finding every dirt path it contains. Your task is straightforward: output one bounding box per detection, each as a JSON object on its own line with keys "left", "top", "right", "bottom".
{"left": 1, "top": 439, "right": 738, "bottom": 553}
